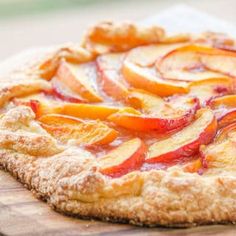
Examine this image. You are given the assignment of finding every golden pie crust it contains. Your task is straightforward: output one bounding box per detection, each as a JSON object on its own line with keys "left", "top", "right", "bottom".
{"left": 0, "top": 22, "right": 236, "bottom": 227}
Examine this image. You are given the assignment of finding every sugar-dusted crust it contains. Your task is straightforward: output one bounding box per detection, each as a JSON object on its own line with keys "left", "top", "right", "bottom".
{"left": 0, "top": 22, "right": 236, "bottom": 227}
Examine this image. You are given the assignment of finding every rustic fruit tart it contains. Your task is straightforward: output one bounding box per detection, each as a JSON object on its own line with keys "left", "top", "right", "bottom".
{"left": 0, "top": 22, "right": 236, "bottom": 227}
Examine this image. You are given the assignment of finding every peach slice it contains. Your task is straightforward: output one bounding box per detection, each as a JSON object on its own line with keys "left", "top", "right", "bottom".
{"left": 215, "top": 122, "right": 236, "bottom": 143}
{"left": 39, "top": 114, "right": 117, "bottom": 145}
{"left": 108, "top": 112, "right": 194, "bottom": 132}
{"left": 157, "top": 45, "right": 206, "bottom": 78}
{"left": 14, "top": 95, "right": 117, "bottom": 119}
{"left": 108, "top": 95, "right": 199, "bottom": 132}
{"left": 209, "top": 95, "right": 236, "bottom": 109}
{"left": 189, "top": 78, "right": 233, "bottom": 105}
{"left": 39, "top": 113, "right": 82, "bottom": 126}
{"left": 96, "top": 53, "right": 129, "bottom": 100}
{"left": 122, "top": 61, "right": 189, "bottom": 97}
{"left": 201, "top": 51, "right": 236, "bottom": 78}
{"left": 98, "top": 70, "right": 129, "bottom": 101}
{"left": 26, "top": 99, "right": 139, "bottom": 120}
{"left": 125, "top": 42, "right": 187, "bottom": 67}
{"left": 209, "top": 95, "right": 236, "bottom": 128}
{"left": 30, "top": 100, "right": 63, "bottom": 118}
{"left": 127, "top": 89, "right": 164, "bottom": 111}
{"left": 157, "top": 45, "right": 231, "bottom": 81}
{"left": 217, "top": 110, "right": 236, "bottom": 128}
{"left": 56, "top": 60, "right": 103, "bottom": 102}
{"left": 50, "top": 77, "right": 85, "bottom": 103}
{"left": 200, "top": 122, "right": 236, "bottom": 170}
{"left": 60, "top": 104, "right": 139, "bottom": 120}
{"left": 159, "top": 70, "right": 229, "bottom": 82}
{"left": 128, "top": 89, "right": 199, "bottom": 114}
{"left": 98, "top": 138, "right": 146, "bottom": 177}
{"left": 146, "top": 108, "right": 217, "bottom": 163}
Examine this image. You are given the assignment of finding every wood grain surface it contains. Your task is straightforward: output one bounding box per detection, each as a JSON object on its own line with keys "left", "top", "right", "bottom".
{"left": 0, "top": 170, "right": 235, "bottom": 236}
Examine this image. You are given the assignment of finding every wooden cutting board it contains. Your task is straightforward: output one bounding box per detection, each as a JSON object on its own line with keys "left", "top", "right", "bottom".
{"left": 0, "top": 170, "right": 235, "bottom": 236}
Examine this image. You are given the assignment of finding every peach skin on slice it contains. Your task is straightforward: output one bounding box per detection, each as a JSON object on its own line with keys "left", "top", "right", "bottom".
{"left": 122, "top": 61, "right": 189, "bottom": 97}
{"left": 146, "top": 108, "right": 217, "bottom": 163}
{"left": 215, "top": 122, "right": 236, "bottom": 143}
{"left": 209, "top": 95, "right": 236, "bottom": 109}
{"left": 108, "top": 96, "right": 199, "bottom": 132}
{"left": 209, "top": 95, "right": 236, "bottom": 128}
{"left": 215, "top": 109, "right": 236, "bottom": 128}
{"left": 29, "top": 99, "right": 139, "bottom": 120}
{"left": 201, "top": 50, "right": 236, "bottom": 78}
{"left": 39, "top": 114, "right": 117, "bottom": 145}
{"left": 125, "top": 42, "right": 188, "bottom": 67}
{"left": 50, "top": 77, "right": 85, "bottom": 103}
{"left": 96, "top": 53, "right": 129, "bottom": 100}
{"left": 127, "top": 89, "right": 199, "bottom": 114}
{"left": 200, "top": 122, "right": 236, "bottom": 170}
{"left": 189, "top": 78, "right": 233, "bottom": 105}
{"left": 56, "top": 60, "right": 103, "bottom": 102}
{"left": 98, "top": 138, "right": 146, "bottom": 177}
{"left": 157, "top": 45, "right": 231, "bottom": 81}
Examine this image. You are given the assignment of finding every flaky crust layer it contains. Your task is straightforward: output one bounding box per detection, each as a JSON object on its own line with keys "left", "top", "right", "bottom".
{"left": 0, "top": 22, "right": 236, "bottom": 227}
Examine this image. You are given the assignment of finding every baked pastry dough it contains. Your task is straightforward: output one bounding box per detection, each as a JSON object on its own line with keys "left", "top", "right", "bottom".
{"left": 0, "top": 22, "right": 236, "bottom": 227}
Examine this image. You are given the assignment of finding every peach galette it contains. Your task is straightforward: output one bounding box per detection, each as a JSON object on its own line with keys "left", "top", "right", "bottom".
{"left": 1, "top": 22, "right": 236, "bottom": 227}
